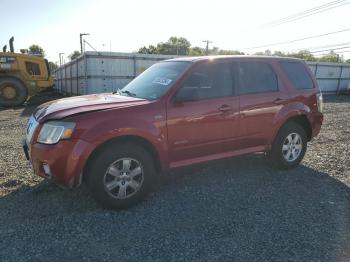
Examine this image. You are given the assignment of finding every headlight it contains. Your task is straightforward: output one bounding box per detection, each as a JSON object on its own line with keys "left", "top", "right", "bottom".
{"left": 37, "top": 121, "right": 75, "bottom": 144}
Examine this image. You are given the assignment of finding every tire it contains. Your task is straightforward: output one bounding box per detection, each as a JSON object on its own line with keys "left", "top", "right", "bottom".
{"left": 0, "top": 77, "right": 28, "bottom": 107}
{"left": 86, "top": 143, "right": 156, "bottom": 209}
{"left": 268, "top": 122, "right": 307, "bottom": 169}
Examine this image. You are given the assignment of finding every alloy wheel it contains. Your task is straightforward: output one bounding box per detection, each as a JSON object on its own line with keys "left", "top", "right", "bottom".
{"left": 282, "top": 132, "right": 303, "bottom": 162}
{"left": 103, "top": 158, "right": 144, "bottom": 199}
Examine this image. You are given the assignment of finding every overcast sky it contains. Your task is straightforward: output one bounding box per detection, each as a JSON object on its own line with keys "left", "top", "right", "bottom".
{"left": 1, "top": 0, "right": 349, "bottom": 63}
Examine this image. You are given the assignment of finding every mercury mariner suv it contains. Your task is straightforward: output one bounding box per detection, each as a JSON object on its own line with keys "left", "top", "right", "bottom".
{"left": 23, "top": 56, "right": 323, "bottom": 209}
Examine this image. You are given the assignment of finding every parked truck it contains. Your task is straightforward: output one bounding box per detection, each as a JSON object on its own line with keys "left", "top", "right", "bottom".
{"left": 0, "top": 37, "right": 54, "bottom": 107}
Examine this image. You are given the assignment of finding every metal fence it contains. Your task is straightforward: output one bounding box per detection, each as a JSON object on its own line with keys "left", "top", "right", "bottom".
{"left": 54, "top": 52, "right": 350, "bottom": 95}
{"left": 307, "top": 62, "right": 350, "bottom": 94}
{"left": 54, "top": 52, "right": 176, "bottom": 95}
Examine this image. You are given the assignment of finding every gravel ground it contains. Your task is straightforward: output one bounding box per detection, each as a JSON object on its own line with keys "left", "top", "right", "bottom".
{"left": 0, "top": 94, "right": 349, "bottom": 261}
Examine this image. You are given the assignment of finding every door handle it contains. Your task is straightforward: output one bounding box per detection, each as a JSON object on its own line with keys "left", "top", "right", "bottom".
{"left": 273, "top": 98, "right": 283, "bottom": 105}
{"left": 218, "top": 104, "right": 232, "bottom": 112}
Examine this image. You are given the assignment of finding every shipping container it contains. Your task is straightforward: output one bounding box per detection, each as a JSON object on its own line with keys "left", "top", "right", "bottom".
{"left": 54, "top": 52, "right": 176, "bottom": 95}
{"left": 307, "top": 61, "right": 350, "bottom": 93}
{"left": 54, "top": 52, "right": 350, "bottom": 95}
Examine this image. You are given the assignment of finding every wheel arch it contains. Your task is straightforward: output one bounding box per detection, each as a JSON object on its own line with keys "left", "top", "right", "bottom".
{"left": 284, "top": 115, "right": 312, "bottom": 141}
{"left": 273, "top": 114, "right": 312, "bottom": 145}
{"left": 82, "top": 135, "right": 162, "bottom": 183}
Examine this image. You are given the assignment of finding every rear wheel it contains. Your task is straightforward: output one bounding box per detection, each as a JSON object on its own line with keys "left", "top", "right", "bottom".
{"left": 86, "top": 143, "right": 155, "bottom": 209}
{"left": 269, "top": 122, "right": 307, "bottom": 169}
{"left": 0, "top": 77, "right": 28, "bottom": 107}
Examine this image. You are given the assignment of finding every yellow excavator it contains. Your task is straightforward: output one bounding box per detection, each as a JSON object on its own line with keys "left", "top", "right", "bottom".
{"left": 0, "top": 37, "right": 54, "bottom": 107}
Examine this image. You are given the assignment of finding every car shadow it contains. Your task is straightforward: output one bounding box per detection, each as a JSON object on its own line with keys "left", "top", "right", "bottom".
{"left": 0, "top": 155, "right": 349, "bottom": 260}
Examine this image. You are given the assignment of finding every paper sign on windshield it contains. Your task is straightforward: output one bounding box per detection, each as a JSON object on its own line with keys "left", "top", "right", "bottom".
{"left": 152, "top": 77, "right": 172, "bottom": 86}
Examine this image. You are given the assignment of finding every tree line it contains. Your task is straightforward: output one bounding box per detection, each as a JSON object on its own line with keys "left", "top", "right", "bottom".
{"left": 27, "top": 36, "right": 350, "bottom": 71}
{"left": 138, "top": 36, "right": 350, "bottom": 63}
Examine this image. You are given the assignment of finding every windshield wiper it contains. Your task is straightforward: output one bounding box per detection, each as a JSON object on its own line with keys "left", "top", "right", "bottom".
{"left": 120, "top": 90, "right": 137, "bottom": 97}
{"left": 112, "top": 89, "right": 120, "bottom": 95}
{"left": 112, "top": 89, "right": 136, "bottom": 97}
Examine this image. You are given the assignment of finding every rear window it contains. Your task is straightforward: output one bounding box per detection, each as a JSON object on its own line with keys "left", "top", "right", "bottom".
{"left": 280, "top": 61, "right": 314, "bottom": 90}
{"left": 239, "top": 62, "right": 278, "bottom": 94}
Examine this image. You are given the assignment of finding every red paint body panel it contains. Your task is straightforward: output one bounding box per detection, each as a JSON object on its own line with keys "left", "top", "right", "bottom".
{"left": 34, "top": 93, "right": 150, "bottom": 122}
{"left": 167, "top": 95, "right": 240, "bottom": 163}
{"left": 31, "top": 139, "right": 94, "bottom": 187}
{"left": 26, "top": 56, "right": 323, "bottom": 188}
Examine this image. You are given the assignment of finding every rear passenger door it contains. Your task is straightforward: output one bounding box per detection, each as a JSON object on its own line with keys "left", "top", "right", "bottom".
{"left": 237, "top": 60, "right": 289, "bottom": 149}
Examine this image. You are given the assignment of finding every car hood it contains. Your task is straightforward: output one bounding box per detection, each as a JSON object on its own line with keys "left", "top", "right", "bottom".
{"left": 34, "top": 93, "right": 150, "bottom": 122}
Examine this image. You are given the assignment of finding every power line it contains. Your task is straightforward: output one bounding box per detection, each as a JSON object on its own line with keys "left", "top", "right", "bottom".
{"left": 264, "top": 0, "right": 349, "bottom": 27}
{"left": 266, "top": 0, "right": 345, "bottom": 25}
{"left": 292, "top": 41, "right": 350, "bottom": 52}
{"left": 240, "top": 28, "right": 350, "bottom": 50}
{"left": 309, "top": 45, "right": 350, "bottom": 54}
{"left": 317, "top": 50, "right": 350, "bottom": 54}
{"left": 276, "top": 2, "right": 350, "bottom": 25}
{"left": 265, "top": 0, "right": 348, "bottom": 26}
{"left": 333, "top": 50, "right": 350, "bottom": 53}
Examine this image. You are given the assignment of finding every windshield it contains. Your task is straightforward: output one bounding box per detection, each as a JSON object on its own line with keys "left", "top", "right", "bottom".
{"left": 118, "top": 61, "right": 190, "bottom": 100}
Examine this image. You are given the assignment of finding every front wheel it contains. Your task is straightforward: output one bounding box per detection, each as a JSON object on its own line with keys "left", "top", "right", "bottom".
{"left": 86, "top": 143, "right": 155, "bottom": 209}
{"left": 268, "top": 122, "right": 307, "bottom": 169}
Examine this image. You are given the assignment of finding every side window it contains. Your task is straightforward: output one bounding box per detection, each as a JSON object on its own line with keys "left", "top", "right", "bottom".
{"left": 239, "top": 62, "right": 278, "bottom": 94}
{"left": 25, "top": 62, "right": 41, "bottom": 75}
{"left": 280, "top": 61, "right": 314, "bottom": 90}
{"left": 176, "top": 62, "right": 233, "bottom": 102}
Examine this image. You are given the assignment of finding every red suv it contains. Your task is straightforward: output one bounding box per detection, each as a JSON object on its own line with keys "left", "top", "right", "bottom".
{"left": 23, "top": 56, "right": 323, "bottom": 209}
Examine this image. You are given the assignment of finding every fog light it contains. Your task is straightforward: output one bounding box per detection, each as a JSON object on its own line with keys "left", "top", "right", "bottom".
{"left": 42, "top": 163, "right": 52, "bottom": 179}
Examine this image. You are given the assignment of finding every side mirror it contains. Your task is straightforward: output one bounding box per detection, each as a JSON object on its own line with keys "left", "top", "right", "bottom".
{"left": 173, "top": 86, "right": 198, "bottom": 104}
{"left": 173, "top": 88, "right": 187, "bottom": 104}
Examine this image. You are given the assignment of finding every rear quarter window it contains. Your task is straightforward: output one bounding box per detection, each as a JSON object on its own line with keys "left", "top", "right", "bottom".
{"left": 238, "top": 61, "right": 278, "bottom": 95}
{"left": 280, "top": 61, "right": 314, "bottom": 90}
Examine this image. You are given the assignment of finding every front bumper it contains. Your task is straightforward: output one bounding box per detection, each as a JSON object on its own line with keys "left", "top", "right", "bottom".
{"left": 23, "top": 138, "right": 95, "bottom": 188}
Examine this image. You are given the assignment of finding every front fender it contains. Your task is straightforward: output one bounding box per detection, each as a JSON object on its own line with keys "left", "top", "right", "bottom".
{"left": 69, "top": 109, "right": 169, "bottom": 173}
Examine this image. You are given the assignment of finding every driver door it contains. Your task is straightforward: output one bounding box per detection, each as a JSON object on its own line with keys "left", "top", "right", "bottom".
{"left": 166, "top": 61, "right": 240, "bottom": 166}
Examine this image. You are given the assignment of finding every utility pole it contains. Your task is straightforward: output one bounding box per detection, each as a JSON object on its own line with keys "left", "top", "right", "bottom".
{"left": 202, "top": 40, "right": 212, "bottom": 55}
{"left": 59, "top": 53, "right": 65, "bottom": 66}
{"left": 80, "top": 33, "right": 90, "bottom": 53}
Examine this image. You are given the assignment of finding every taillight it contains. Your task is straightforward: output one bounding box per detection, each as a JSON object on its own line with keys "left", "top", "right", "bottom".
{"left": 316, "top": 92, "right": 323, "bottom": 113}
